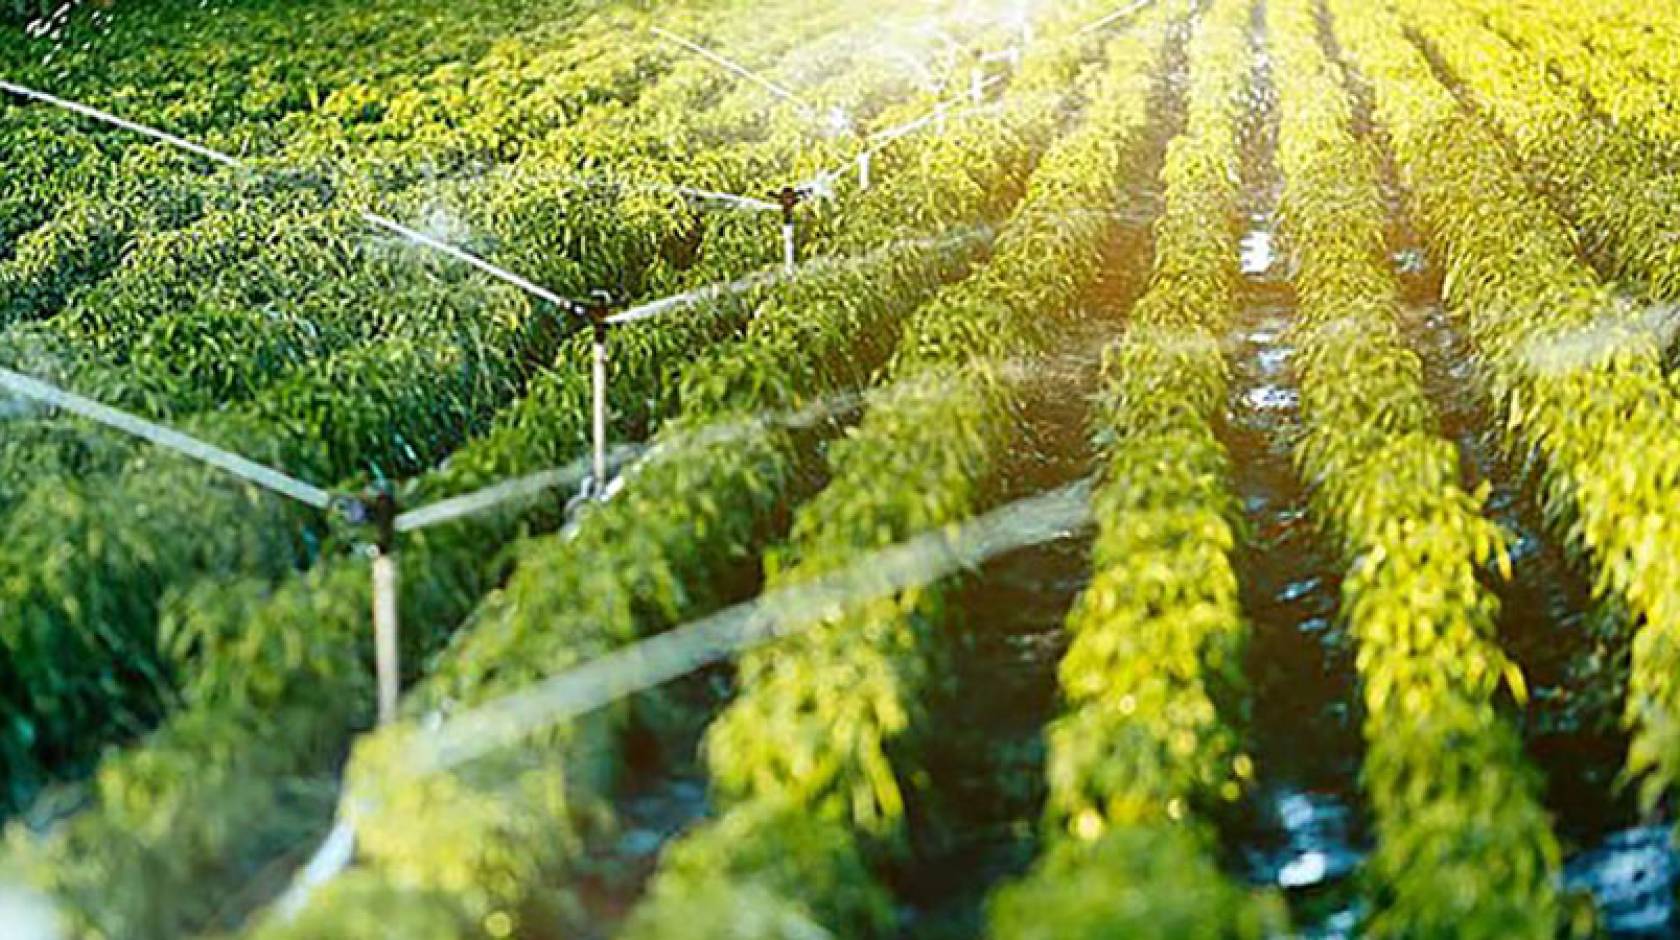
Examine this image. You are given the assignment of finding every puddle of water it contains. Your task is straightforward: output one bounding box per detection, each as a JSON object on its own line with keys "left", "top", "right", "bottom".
{"left": 1392, "top": 246, "right": 1427, "bottom": 276}
{"left": 1279, "top": 576, "right": 1323, "bottom": 604}
{"left": 1565, "top": 826, "right": 1680, "bottom": 936}
{"left": 614, "top": 777, "right": 709, "bottom": 862}
{"left": 1243, "top": 383, "right": 1299, "bottom": 412}
{"left": 1249, "top": 790, "right": 1363, "bottom": 890}
{"left": 1240, "top": 787, "right": 1365, "bottom": 937}
{"left": 1227, "top": 18, "right": 1366, "bottom": 937}
{"left": 1256, "top": 344, "right": 1293, "bottom": 374}
{"left": 1241, "top": 229, "right": 1276, "bottom": 275}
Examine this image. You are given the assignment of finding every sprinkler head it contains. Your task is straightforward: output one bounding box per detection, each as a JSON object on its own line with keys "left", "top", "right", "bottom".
{"left": 367, "top": 483, "right": 398, "bottom": 553}
{"left": 771, "top": 185, "right": 805, "bottom": 223}
{"left": 337, "top": 483, "right": 398, "bottom": 553}
{"left": 586, "top": 289, "right": 615, "bottom": 338}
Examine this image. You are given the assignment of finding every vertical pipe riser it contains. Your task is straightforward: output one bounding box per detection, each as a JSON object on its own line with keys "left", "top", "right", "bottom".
{"left": 592, "top": 321, "right": 609, "bottom": 495}
{"left": 372, "top": 553, "right": 400, "bottom": 725}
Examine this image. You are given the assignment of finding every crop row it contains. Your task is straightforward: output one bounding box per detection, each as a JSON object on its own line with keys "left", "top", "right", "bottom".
{"left": 0, "top": 5, "right": 750, "bottom": 505}
{"left": 0, "top": 0, "right": 952, "bottom": 503}
{"left": 240, "top": 19, "right": 1105, "bottom": 940}
{"left": 2, "top": 15, "right": 1070, "bottom": 940}
{"left": 1327, "top": 0, "right": 1680, "bottom": 871}
{"left": 0, "top": 0, "right": 595, "bottom": 147}
{"left": 622, "top": 8, "right": 1185, "bottom": 940}
{"left": 1385, "top": 0, "right": 1680, "bottom": 304}
{"left": 985, "top": 0, "right": 1283, "bottom": 936}
{"left": 0, "top": 0, "right": 670, "bottom": 323}
{"left": 0, "top": 0, "right": 846, "bottom": 412}
{"left": 1444, "top": 0, "right": 1680, "bottom": 153}
{"left": 0, "top": 0, "right": 965, "bottom": 816}
{"left": 1269, "top": 0, "right": 1559, "bottom": 934}
{"left": 0, "top": 0, "right": 602, "bottom": 267}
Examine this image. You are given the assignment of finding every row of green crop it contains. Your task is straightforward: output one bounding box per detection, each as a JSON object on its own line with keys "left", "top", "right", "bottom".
{"left": 0, "top": 0, "right": 590, "bottom": 145}
{"left": 1384, "top": 0, "right": 1680, "bottom": 304}
{"left": 0, "top": 5, "right": 705, "bottom": 496}
{"left": 985, "top": 1, "right": 1282, "bottom": 936}
{"left": 622, "top": 9, "right": 1177, "bottom": 939}
{"left": 0, "top": 0, "right": 832, "bottom": 368}
{"left": 1327, "top": 0, "right": 1680, "bottom": 870}
{"left": 237, "top": 21, "right": 1105, "bottom": 938}
{"left": 0, "top": 268, "right": 541, "bottom": 787}
{"left": 0, "top": 0, "right": 932, "bottom": 491}
{"left": 0, "top": 0, "right": 646, "bottom": 308}
{"left": 0, "top": 0, "right": 956, "bottom": 809}
{"left": 1445, "top": 0, "right": 1680, "bottom": 153}
{"left": 1484, "top": 0, "right": 1680, "bottom": 149}
{"left": 1269, "top": 0, "right": 1560, "bottom": 934}
{"left": 1, "top": 17, "right": 1066, "bottom": 940}
{"left": 1578, "top": 0, "right": 1680, "bottom": 122}
{"left": 3, "top": 0, "right": 988, "bottom": 412}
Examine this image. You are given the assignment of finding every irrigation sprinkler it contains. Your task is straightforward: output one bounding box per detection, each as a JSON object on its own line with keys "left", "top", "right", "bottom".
{"left": 772, "top": 184, "right": 807, "bottom": 272}
{"left": 0, "top": 352, "right": 629, "bottom": 735}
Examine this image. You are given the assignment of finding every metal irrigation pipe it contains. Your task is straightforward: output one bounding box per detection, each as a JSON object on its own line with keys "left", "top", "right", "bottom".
{"left": 1076, "top": 0, "right": 1159, "bottom": 36}
{"left": 0, "top": 367, "right": 333, "bottom": 509}
{"left": 648, "top": 25, "right": 819, "bottom": 119}
{"left": 0, "top": 78, "right": 243, "bottom": 168}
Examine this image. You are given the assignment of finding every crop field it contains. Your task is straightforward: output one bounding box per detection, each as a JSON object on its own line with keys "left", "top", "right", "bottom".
{"left": 2, "top": 0, "right": 1680, "bottom": 936}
